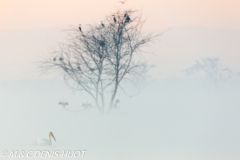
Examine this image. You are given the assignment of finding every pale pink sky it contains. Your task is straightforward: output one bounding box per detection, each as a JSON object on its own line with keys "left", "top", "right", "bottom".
{"left": 0, "top": 0, "right": 240, "bottom": 80}
{"left": 0, "top": 0, "right": 240, "bottom": 30}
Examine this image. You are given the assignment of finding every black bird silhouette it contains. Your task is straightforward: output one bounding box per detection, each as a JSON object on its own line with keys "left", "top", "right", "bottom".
{"left": 125, "top": 16, "right": 130, "bottom": 23}
{"left": 101, "top": 21, "right": 105, "bottom": 27}
{"left": 113, "top": 16, "right": 117, "bottom": 23}
{"left": 79, "top": 24, "right": 82, "bottom": 32}
{"left": 59, "top": 57, "right": 63, "bottom": 61}
{"left": 53, "top": 58, "right": 56, "bottom": 61}
{"left": 99, "top": 40, "right": 105, "bottom": 47}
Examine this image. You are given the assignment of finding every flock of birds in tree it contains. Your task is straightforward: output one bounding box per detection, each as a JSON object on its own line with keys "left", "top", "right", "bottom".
{"left": 39, "top": 8, "right": 126, "bottom": 142}
{"left": 53, "top": 57, "right": 64, "bottom": 61}
{"left": 38, "top": 5, "right": 127, "bottom": 145}
{"left": 53, "top": 12, "right": 130, "bottom": 61}
{"left": 78, "top": 12, "right": 131, "bottom": 33}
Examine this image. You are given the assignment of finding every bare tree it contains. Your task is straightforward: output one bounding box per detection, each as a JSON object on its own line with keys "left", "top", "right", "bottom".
{"left": 39, "top": 9, "right": 158, "bottom": 113}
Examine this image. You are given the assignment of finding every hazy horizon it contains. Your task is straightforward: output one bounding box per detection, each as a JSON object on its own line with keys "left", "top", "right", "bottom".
{"left": 1, "top": 1, "right": 240, "bottom": 160}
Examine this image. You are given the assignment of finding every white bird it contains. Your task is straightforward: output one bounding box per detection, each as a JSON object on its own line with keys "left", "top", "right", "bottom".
{"left": 34, "top": 132, "right": 56, "bottom": 146}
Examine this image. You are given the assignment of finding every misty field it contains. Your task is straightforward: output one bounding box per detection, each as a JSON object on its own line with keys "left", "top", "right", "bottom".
{"left": 0, "top": 77, "right": 239, "bottom": 160}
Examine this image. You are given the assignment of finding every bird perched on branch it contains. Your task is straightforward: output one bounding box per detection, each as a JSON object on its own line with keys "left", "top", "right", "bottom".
{"left": 113, "top": 16, "right": 117, "bottom": 23}
{"left": 125, "top": 15, "right": 131, "bottom": 23}
{"left": 79, "top": 24, "right": 82, "bottom": 32}
{"left": 99, "top": 40, "right": 105, "bottom": 47}
{"left": 101, "top": 21, "right": 105, "bottom": 27}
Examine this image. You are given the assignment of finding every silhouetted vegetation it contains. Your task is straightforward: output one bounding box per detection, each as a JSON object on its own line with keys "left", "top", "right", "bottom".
{"left": 39, "top": 9, "right": 158, "bottom": 113}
